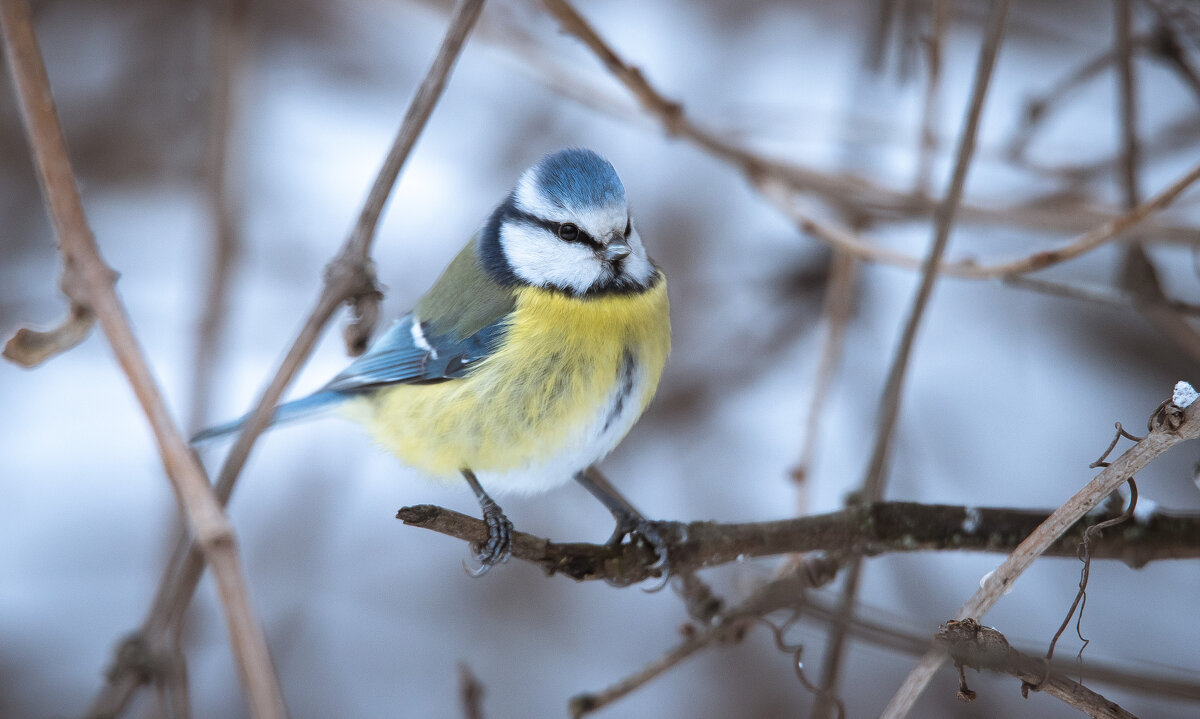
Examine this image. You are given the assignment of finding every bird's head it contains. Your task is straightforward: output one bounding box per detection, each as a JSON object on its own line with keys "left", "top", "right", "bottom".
{"left": 479, "top": 148, "right": 656, "bottom": 295}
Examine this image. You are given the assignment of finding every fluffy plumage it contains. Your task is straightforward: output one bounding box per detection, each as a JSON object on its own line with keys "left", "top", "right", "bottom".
{"left": 193, "top": 148, "right": 670, "bottom": 567}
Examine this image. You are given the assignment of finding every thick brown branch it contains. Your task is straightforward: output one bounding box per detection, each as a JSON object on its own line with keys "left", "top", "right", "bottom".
{"left": 397, "top": 500, "right": 1200, "bottom": 583}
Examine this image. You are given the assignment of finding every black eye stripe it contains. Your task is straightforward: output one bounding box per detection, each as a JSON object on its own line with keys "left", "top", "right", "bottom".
{"left": 505, "top": 206, "right": 602, "bottom": 249}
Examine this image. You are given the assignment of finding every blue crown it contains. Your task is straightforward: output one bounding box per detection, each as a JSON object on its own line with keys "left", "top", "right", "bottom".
{"left": 533, "top": 148, "right": 626, "bottom": 210}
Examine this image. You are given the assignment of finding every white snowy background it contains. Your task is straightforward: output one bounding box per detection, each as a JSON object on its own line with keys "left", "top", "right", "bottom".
{"left": 2, "top": 0, "right": 1199, "bottom": 717}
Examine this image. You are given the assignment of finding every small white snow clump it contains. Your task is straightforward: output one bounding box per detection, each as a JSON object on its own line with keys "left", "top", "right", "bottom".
{"left": 1133, "top": 497, "right": 1158, "bottom": 524}
{"left": 979, "top": 568, "right": 1014, "bottom": 596}
{"left": 961, "top": 507, "right": 982, "bottom": 534}
{"left": 1172, "top": 381, "right": 1197, "bottom": 408}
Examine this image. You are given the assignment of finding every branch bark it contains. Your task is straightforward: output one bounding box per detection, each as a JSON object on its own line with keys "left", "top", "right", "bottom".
{"left": 881, "top": 393, "right": 1200, "bottom": 718}
{"left": 0, "top": 0, "right": 287, "bottom": 716}
{"left": 84, "top": 0, "right": 488, "bottom": 716}
{"left": 936, "top": 618, "right": 1137, "bottom": 719}
{"left": 817, "top": 4, "right": 1010, "bottom": 714}
{"left": 397, "top": 499, "right": 1200, "bottom": 583}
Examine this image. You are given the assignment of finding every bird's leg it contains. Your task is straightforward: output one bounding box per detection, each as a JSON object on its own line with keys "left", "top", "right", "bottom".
{"left": 461, "top": 469, "right": 513, "bottom": 575}
{"left": 574, "top": 466, "right": 685, "bottom": 588}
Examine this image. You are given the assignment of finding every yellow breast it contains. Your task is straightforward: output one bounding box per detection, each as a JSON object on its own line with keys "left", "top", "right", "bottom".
{"left": 346, "top": 273, "right": 670, "bottom": 491}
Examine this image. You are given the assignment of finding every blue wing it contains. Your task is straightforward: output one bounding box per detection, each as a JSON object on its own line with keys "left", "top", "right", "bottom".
{"left": 320, "top": 312, "right": 506, "bottom": 392}
{"left": 191, "top": 312, "right": 508, "bottom": 444}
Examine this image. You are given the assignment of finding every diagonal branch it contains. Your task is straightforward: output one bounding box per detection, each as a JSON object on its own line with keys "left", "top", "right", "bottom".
{"left": 936, "top": 618, "right": 1137, "bottom": 719}
{"left": 816, "top": 4, "right": 1011, "bottom": 714}
{"left": 881, "top": 392, "right": 1200, "bottom": 718}
{"left": 536, "top": 0, "right": 1198, "bottom": 246}
{"left": 1114, "top": 0, "right": 1200, "bottom": 366}
{"left": 84, "top": 0, "right": 488, "bottom": 716}
{"left": 760, "top": 157, "right": 1200, "bottom": 279}
{"left": 188, "top": 0, "right": 250, "bottom": 433}
{"left": 0, "top": 0, "right": 287, "bottom": 716}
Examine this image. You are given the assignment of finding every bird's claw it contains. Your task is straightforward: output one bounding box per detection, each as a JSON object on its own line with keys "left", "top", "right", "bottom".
{"left": 463, "top": 497, "right": 513, "bottom": 577}
{"left": 605, "top": 518, "right": 686, "bottom": 591}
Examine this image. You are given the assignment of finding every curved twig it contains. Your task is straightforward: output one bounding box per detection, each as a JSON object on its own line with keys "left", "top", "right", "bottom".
{"left": 881, "top": 393, "right": 1200, "bottom": 718}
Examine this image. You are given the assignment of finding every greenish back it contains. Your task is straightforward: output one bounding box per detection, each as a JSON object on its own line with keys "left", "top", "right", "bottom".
{"left": 415, "top": 239, "right": 517, "bottom": 340}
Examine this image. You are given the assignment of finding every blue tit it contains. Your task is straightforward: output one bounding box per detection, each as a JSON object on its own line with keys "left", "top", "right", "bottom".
{"left": 194, "top": 148, "right": 671, "bottom": 571}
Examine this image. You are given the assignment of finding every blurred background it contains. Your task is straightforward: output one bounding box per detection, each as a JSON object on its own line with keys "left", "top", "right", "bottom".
{"left": 2, "top": 0, "right": 1199, "bottom": 717}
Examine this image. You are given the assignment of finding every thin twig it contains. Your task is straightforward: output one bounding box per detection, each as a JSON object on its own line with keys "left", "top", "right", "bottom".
{"left": 188, "top": 0, "right": 249, "bottom": 434}
{"left": 1006, "top": 43, "right": 1141, "bottom": 163}
{"left": 1002, "top": 275, "right": 1200, "bottom": 317}
{"left": 790, "top": 249, "right": 858, "bottom": 514}
{"left": 533, "top": 0, "right": 1198, "bottom": 246}
{"left": 1043, "top": 480, "right": 1137, "bottom": 667}
{"left": 798, "top": 593, "right": 1200, "bottom": 702}
{"left": 880, "top": 393, "right": 1200, "bottom": 718}
{"left": 761, "top": 157, "right": 1200, "bottom": 279}
{"left": 814, "top": 5, "right": 1011, "bottom": 715}
{"left": 2, "top": 300, "right": 94, "bottom": 366}
{"left": 84, "top": 1, "right": 488, "bottom": 715}
{"left": 0, "top": 1, "right": 287, "bottom": 717}
{"left": 458, "top": 662, "right": 486, "bottom": 719}
{"left": 1146, "top": 12, "right": 1200, "bottom": 103}
{"left": 1115, "top": 0, "right": 1200, "bottom": 366}
{"left": 569, "top": 560, "right": 840, "bottom": 717}
{"left": 913, "top": 0, "right": 950, "bottom": 196}
{"left": 936, "top": 619, "right": 1138, "bottom": 719}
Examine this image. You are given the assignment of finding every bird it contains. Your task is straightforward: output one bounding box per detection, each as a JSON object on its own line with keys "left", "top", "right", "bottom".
{"left": 194, "top": 148, "right": 672, "bottom": 573}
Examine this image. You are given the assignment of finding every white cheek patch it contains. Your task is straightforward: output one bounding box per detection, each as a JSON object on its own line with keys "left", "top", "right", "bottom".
{"left": 512, "top": 168, "right": 656, "bottom": 290}
{"left": 618, "top": 228, "right": 655, "bottom": 286}
{"left": 499, "top": 222, "right": 603, "bottom": 292}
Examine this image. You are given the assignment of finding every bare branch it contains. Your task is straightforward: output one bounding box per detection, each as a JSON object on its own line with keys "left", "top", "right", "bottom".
{"left": 3, "top": 300, "right": 93, "bottom": 367}
{"left": 535, "top": 0, "right": 1198, "bottom": 247}
{"left": 936, "top": 619, "right": 1137, "bottom": 719}
{"left": 458, "top": 662, "right": 486, "bottom": 719}
{"left": 1002, "top": 275, "right": 1200, "bottom": 317}
{"left": 913, "top": 0, "right": 950, "bottom": 196}
{"left": 570, "top": 559, "right": 840, "bottom": 717}
{"left": 799, "top": 594, "right": 1200, "bottom": 703}
{"left": 790, "top": 249, "right": 858, "bottom": 512}
{"left": 188, "top": 0, "right": 250, "bottom": 433}
{"left": 760, "top": 157, "right": 1200, "bottom": 279}
{"left": 881, "top": 392, "right": 1200, "bottom": 718}
{"left": 1115, "top": 0, "right": 1200, "bottom": 366}
{"left": 816, "top": 4, "right": 1011, "bottom": 714}
{"left": 85, "top": 0, "right": 488, "bottom": 715}
{"left": 0, "top": 0, "right": 287, "bottom": 716}
{"left": 397, "top": 499, "right": 1200, "bottom": 583}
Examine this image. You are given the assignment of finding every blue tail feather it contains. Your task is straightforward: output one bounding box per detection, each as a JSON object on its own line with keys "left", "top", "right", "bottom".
{"left": 190, "top": 391, "right": 347, "bottom": 445}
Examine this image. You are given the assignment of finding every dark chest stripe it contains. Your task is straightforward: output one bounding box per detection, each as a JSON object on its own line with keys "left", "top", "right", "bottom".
{"left": 602, "top": 348, "right": 638, "bottom": 432}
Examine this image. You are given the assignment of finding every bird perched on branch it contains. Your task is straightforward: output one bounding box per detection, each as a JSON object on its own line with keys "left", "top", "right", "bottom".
{"left": 194, "top": 148, "right": 672, "bottom": 573}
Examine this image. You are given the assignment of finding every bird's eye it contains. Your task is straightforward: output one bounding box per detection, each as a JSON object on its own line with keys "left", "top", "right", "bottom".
{"left": 624, "top": 217, "right": 632, "bottom": 238}
{"left": 558, "top": 223, "right": 579, "bottom": 241}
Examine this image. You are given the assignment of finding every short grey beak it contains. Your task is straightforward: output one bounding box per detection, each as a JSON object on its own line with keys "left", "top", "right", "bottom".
{"left": 604, "top": 241, "right": 632, "bottom": 262}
